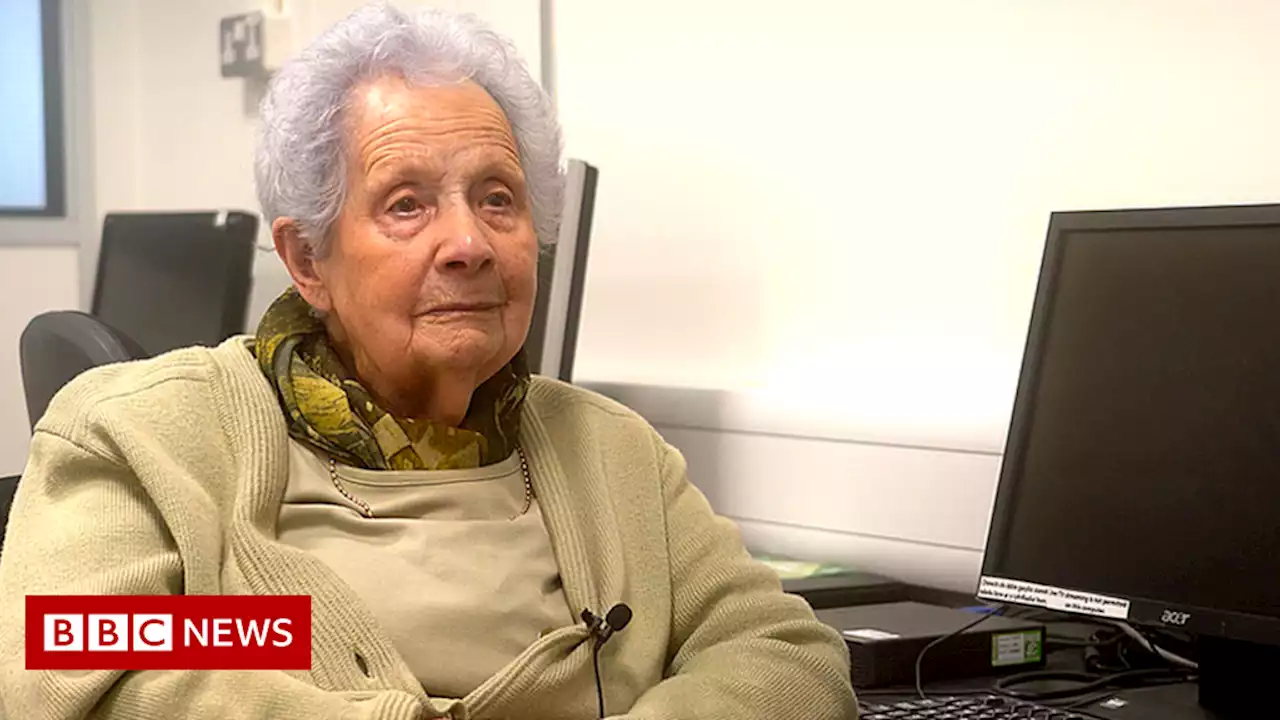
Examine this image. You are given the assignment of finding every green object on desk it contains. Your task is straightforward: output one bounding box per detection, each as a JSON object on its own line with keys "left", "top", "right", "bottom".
{"left": 991, "top": 629, "right": 1044, "bottom": 667}
{"left": 755, "top": 555, "right": 856, "bottom": 579}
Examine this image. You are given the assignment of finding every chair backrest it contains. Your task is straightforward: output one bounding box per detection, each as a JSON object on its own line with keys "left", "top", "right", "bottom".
{"left": 93, "top": 211, "right": 257, "bottom": 356}
{"left": 0, "top": 475, "right": 16, "bottom": 555}
{"left": 19, "top": 310, "right": 149, "bottom": 431}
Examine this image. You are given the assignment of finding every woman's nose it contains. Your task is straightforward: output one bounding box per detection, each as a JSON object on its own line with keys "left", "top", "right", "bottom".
{"left": 433, "top": 206, "right": 495, "bottom": 275}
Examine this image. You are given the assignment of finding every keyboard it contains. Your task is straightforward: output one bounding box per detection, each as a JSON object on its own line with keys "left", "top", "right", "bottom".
{"left": 859, "top": 695, "right": 1093, "bottom": 719}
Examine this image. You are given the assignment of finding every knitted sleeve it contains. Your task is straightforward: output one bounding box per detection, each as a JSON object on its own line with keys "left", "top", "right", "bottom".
{"left": 616, "top": 443, "right": 858, "bottom": 719}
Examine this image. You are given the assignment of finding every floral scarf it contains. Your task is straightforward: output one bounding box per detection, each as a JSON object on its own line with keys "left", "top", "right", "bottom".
{"left": 251, "top": 287, "right": 529, "bottom": 470}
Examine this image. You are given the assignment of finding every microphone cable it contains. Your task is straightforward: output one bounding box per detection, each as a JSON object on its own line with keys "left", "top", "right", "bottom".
{"left": 581, "top": 604, "right": 633, "bottom": 718}
{"left": 591, "top": 640, "right": 605, "bottom": 718}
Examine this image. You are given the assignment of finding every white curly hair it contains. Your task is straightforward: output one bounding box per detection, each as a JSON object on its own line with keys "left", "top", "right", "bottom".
{"left": 254, "top": 1, "right": 564, "bottom": 256}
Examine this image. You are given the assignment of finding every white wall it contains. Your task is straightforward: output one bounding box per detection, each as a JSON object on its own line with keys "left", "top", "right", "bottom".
{"left": 0, "top": 0, "right": 95, "bottom": 475}
{"left": 585, "top": 382, "right": 1002, "bottom": 592}
{"left": 558, "top": 0, "right": 1280, "bottom": 426}
{"left": 555, "top": 0, "right": 1280, "bottom": 590}
{"left": 0, "top": 248, "right": 79, "bottom": 475}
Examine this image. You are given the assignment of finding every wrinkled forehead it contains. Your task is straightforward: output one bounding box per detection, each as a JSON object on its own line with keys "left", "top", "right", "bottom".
{"left": 340, "top": 75, "right": 523, "bottom": 186}
{"left": 346, "top": 75, "right": 514, "bottom": 142}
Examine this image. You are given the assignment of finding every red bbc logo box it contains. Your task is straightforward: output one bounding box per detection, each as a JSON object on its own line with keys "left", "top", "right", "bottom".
{"left": 26, "top": 595, "right": 311, "bottom": 670}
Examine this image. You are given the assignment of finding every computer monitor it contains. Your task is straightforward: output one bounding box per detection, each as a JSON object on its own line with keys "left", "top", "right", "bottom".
{"left": 92, "top": 211, "right": 257, "bottom": 357}
{"left": 525, "top": 159, "right": 597, "bottom": 382}
{"left": 977, "top": 204, "right": 1280, "bottom": 717}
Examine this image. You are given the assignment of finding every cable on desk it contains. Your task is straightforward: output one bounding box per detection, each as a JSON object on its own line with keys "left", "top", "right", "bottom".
{"left": 1059, "top": 689, "right": 1146, "bottom": 711}
{"left": 914, "top": 604, "right": 1005, "bottom": 699}
{"left": 1044, "top": 621, "right": 1194, "bottom": 676}
{"left": 991, "top": 666, "right": 1196, "bottom": 703}
{"left": 1113, "top": 620, "right": 1198, "bottom": 670}
{"left": 1046, "top": 627, "right": 1124, "bottom": 649}
{"left": 1048, "top": 673, "right": 1198, "bottom": 714}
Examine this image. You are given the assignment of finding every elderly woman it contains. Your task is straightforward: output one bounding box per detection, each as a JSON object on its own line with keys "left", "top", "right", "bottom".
{"left": 0, "top": 4, "right": 854, "bottom": 719}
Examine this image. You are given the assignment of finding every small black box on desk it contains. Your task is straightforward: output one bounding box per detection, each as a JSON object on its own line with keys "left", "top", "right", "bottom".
{"left": 781, "top": 570, "right": 908, "bottom": 610}
{"left": 815, "top": 602, "right": 1046, "bottom": 688}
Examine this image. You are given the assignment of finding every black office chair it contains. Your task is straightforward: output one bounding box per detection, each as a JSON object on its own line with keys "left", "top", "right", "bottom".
{"left": 19, "top": 311, "right": 149, "bottom": 432}
{"left": 0, "top": 474, "right": 17, "bottom": 555}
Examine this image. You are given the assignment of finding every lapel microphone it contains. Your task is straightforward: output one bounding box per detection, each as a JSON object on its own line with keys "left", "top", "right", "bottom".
{"left": 581, "top": 603, "right": 633, "bottom": 718}
{"left": 581, "top": 603, "right": 633, "bottom": 646}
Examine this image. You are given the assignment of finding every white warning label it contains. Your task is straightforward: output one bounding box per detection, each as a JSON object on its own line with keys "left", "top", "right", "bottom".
{"left": 841, "top": 628, "right": 899, "bottom": 642}
{"left": 978, "top": 576, "right": 1130, "bottom": 620}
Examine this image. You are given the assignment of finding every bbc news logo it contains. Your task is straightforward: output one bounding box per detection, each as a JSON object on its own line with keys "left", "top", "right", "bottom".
{"left": 46, "top": 613, "right": 177, "bottom": 651}
{"left": 44, "top": 613, "right": 295, "bottom": 652}
{"left": 27, "top": 595, "right": 311, "bottom": 670}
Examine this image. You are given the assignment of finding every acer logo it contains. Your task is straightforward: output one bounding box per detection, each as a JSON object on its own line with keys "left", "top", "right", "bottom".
{"left": 1160, "top": 610, "right": 1191, "bottom": 626}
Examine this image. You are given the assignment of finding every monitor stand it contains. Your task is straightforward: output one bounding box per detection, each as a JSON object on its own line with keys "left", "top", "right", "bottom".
{"left": 1196, "top": 635, "right": 1280, "bottom": 717}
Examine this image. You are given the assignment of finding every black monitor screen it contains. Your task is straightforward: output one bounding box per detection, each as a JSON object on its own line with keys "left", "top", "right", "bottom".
{"left": 94, "top": 213, "right": 256, "bottom": 356}
{"left": 983, "top": 213, "right": 1280, "bottom": 632}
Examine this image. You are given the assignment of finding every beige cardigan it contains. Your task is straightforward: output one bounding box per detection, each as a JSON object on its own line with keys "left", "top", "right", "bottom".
{"left": 0, "top": 339, "right": 856, "bottom": 719}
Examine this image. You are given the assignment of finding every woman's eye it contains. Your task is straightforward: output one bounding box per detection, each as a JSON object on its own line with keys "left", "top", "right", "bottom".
{"left": 483, "top": 191, "right": 513, "bottom": 209}
{"left": 389, "top": 197, "right": 421, "bottom": 215}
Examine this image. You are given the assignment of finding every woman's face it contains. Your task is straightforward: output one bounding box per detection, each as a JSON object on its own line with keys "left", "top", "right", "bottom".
{"left": 290, "top": 77, "right": 537, "bottom": 419}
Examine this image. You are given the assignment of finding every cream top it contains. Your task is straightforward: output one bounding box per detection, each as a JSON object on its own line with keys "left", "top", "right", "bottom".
{"left": 277, "top": 440, "right": 574, "bottom": 700}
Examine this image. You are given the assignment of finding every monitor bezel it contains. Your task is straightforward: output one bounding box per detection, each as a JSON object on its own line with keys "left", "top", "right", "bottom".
{"left": 979, "top": 202, "right": 1280, "bottom": 648}
{"left": 528, "top": 159, "right": 598, "bottom": 382}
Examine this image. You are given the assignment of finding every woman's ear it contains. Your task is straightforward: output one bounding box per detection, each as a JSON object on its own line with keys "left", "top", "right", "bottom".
{"left": 272, "top": 217, "right": 333, "bottom": 312}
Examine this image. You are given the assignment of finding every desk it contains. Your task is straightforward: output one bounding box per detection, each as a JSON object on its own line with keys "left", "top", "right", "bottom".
{"left": 793, "top": 585, "right": 1220, "bottom": 720}
{"left": 861, "top": 683, "right": 1220, "bottom": 720}
{"left": 854, "top": 623, "right": 1222, "bottom": 720}
{"left": 783, "top": 574, "right": 1230, "bottom": 718}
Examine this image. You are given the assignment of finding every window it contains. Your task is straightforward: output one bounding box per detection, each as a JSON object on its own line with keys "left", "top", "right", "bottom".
{"left": 0, "top": 0, "right": 65, "bottom": 217}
